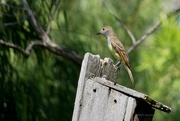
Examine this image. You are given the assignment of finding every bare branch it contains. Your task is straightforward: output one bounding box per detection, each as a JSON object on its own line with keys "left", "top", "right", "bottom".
{"left": 0, "top": 40, "right": 45, "bottom": 57}
{"left": 4, "top": 16, "right": 28, "bottom": 26}
{"left": 0, "top": 39, "right": 82, "bottom": 65}
{"left": 127, "top": 21, "right": 161, "bottom": 54}
{"left": 0, "top": 3, "right": 25, "bottom": 10}
{"left": 21, "top": 0, "right": 82, "bottom": 65}
{"left": 102, "top": 1, "right": 136, "bottom": 44}
{"left": 45, "top": 44, "right": 82, "bottom": 65}
{"left": 127, "top": 7, "right": 180, "bottom": 54}
{"left": 25, "top": 40, "right": 45, "bottom": 55}
{"left": 0, "top": 40, "right": 28, "bottom": 56}
{"left": 46, "top": 0, "right": 61, "bottom": 34}
{"left": 22, "top": 0, "right": 45, "bottom": 37}
{"left": 168, "top": 7, "right": 180, "bottom": 17}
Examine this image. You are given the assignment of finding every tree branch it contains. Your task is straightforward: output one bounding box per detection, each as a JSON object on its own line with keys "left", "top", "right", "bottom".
{"left": 0, "top": 39, "right": 82, "bottom": 65}
{"left": 21, "top": 0, "right": 82, "bottom": 65}
{"left": 127, "top": 21, "right": 161, "bottom": 54}
{"left": 0, "top": 3, "right": 25, "bottom": 10}
{"left": 0, "top": 40, "right": 46, "bottom": 57}
{"left": 4, "top": 16, "right": 28, "bottom": 26}
{"left": 0, "top": 40, "right": 28, "bottom": 56}
{"left": 22, "top": 0, "right": 45, "bottom": 38}
{"left": 46, "top": 0, "right": 61, "bottom": 34}
{"left": 127, "top": 7, "right": 180, "bottom": 54}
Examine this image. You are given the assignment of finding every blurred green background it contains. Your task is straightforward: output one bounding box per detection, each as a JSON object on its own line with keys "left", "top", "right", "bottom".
{"left": 0, "top": 0, "right": 180, "bottom": 121}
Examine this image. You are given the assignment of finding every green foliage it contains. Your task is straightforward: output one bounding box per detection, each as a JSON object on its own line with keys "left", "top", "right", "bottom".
{"left": 0, "top": 0, "right": 179, "bottom": 121}
{"left": 137, "top": 16, "right": 180, "bottom": 120}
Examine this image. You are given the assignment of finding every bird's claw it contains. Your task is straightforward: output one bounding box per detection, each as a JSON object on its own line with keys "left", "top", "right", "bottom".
{"left": 102, "top": 75, "right": 107, "bottom": 79}
{"left": 115, "top": 61, "right": 121, "bottom": 68}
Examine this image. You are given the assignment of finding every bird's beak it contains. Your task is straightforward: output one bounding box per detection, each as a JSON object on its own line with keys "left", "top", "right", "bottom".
{"left": 96, "top": 32, "right": 101, "bottom": 35}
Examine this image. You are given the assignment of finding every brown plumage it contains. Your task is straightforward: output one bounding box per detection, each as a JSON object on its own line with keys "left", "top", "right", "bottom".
{"left": 97, "top": 26, "right": 134, "bottom": 86}
{"left": 111, "top": 36, "right": 131, "bottom": 68}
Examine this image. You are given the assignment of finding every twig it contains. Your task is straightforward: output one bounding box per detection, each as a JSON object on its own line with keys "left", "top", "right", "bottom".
{"left": 4, "top": 16, "right": 28, "bottom": 26}
{"left": 0, "top": 40, "right": 28, "bottom": 56}
{"left": 127, "top": 7, "right": 180, "bottom": 54}
{"left": 102, "top": 1, "right": 136, "bottom": 44}
{"left": 0, "top": 40, "right": 45, "bottom": 57}
{"left": 0, "top": 0, "right": 82, "bottom": 65}
{"left": 25, "top": 40, "right": 45, "bottom": 55}
{"left": 0, "top": 39, "right": 82, "bottom": 65}
{"left": 22, "top": 0, "right": 45, "bottom": 37}
{"left": 127, "top": 21, "right": 161, "bottom": 54}
{"left": 21, "top": 0, "right": 82, "bottom": 65}
{"left": 0, "top": 3, "right": 25, "bottom": 10}
{"left": 46, "top": 0, "right": 61, "bottom": 34}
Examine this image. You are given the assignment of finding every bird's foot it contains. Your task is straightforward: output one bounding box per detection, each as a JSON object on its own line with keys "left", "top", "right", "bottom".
{"left": 115, "top": 61, "right": 121, "bottom": 68}
{"left": 102, "top": 75, "right": 107, "bottom": 79}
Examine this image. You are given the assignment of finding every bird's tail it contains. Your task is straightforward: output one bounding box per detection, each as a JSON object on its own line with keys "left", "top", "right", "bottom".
{"left": 124, "top": 65, "right": 135, "bottom": 87}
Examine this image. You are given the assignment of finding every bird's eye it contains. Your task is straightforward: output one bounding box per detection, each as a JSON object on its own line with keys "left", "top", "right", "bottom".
{"left": 103, "top": 28, "right": 105, "bottom": 30}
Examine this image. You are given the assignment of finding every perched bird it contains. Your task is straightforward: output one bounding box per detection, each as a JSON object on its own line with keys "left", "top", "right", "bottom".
{"left": 97, "top": 26, "right": 134, "bottom": 86}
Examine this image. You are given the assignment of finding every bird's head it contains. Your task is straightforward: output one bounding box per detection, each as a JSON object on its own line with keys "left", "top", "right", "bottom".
{"left": 96, "top": 26, "right": 114, "bottom": 37}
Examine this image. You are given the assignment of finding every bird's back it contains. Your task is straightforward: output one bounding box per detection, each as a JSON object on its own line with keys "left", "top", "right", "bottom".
{"left": 110, "top": 36, "right": 131, "bottom": 68}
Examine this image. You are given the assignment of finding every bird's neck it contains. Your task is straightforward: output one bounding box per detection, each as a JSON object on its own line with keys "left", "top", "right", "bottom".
{"left": 107, "top": 36, "right": 111, "bottom": 46}
{"left": 106, "top": 33, "right": 116, "bottom": 45}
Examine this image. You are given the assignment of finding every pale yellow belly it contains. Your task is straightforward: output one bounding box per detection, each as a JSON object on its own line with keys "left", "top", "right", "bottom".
{"left": 107, "top": 43, "right": 120, "bottom": 60}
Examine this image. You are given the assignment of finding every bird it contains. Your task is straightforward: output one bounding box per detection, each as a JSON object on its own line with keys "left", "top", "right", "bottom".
{"left": 96, "top": 26, "right": 134, "bottom": 86}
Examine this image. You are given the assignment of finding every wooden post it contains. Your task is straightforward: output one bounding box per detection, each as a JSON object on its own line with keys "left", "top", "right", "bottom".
{"left": 72, "top": 53, "right": 171, "bottom": 121}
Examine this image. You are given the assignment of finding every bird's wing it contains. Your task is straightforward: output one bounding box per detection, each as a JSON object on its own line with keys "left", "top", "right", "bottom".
{"left": 111, "top": 37, "right": 131, "bottom": 68}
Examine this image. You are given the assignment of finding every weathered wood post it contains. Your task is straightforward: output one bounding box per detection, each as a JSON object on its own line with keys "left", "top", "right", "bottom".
{"left": 72, "top": 53, "right": 171, "bottom": 121}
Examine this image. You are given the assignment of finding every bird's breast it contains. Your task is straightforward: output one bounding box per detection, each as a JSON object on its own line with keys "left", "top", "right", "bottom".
{"left": 107, "top": 39, "right": 120, "bottom": 59}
